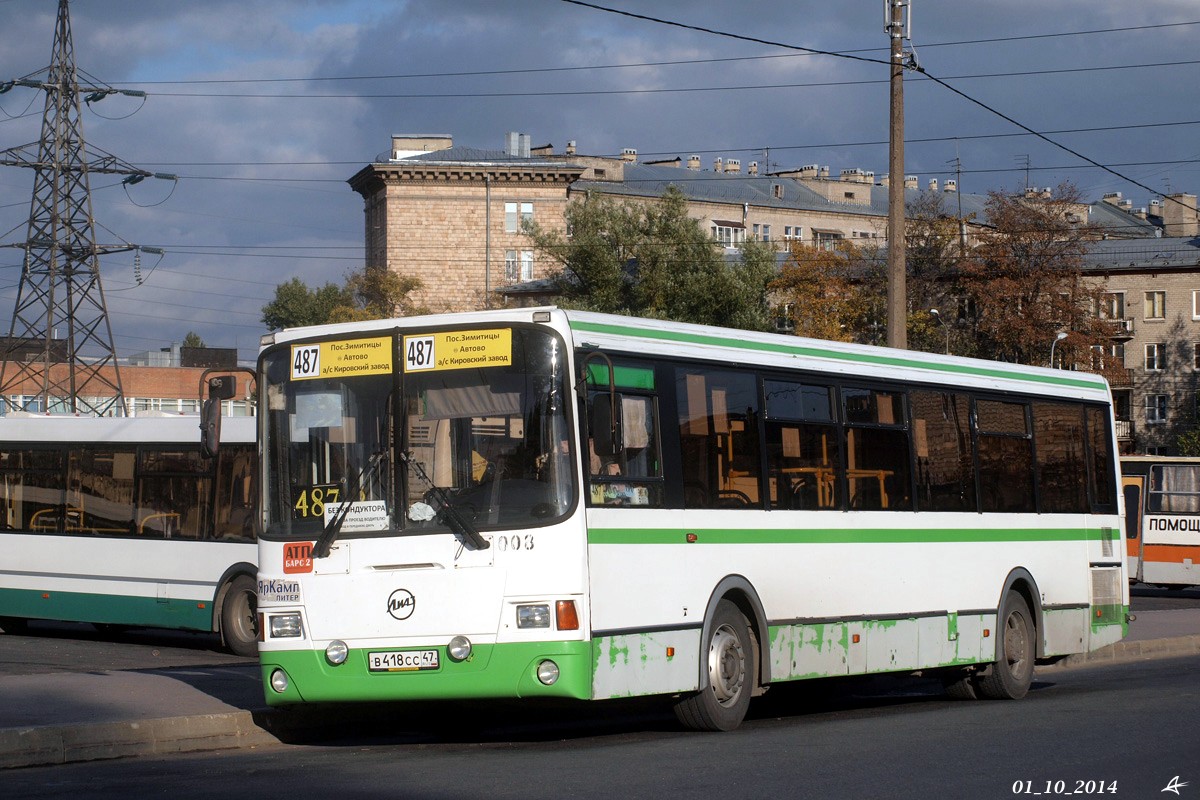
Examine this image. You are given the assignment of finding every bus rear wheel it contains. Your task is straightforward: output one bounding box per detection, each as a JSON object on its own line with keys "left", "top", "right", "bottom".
{"left": 673, "top": 599, "right": 755, "bottom": 731}
{"left": 220, "top": 574, "right": 259, "bottom": 657}
{"left": 977, "top": 592, "right": 1034, "bottom": 700}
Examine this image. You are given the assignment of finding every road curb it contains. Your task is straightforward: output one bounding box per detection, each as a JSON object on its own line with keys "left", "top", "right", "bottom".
{"left": 1040, "top": 634, "right": 1200, "bottom": 669}
{"left": 0, "top": 711, "right": 280, "bottom": 770}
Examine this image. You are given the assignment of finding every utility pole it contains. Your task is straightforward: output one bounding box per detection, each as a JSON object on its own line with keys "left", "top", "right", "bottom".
{"left": 885, "top": 0, "right": 912, "bottom": 349}
{"left": 0, "top": 0, "right": 171, "bottom": 415}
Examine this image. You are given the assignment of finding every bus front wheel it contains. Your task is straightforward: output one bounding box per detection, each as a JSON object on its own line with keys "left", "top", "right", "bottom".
{"left": 673, "top": 599, "right": 755, "bottom": 731}
{"left": 220, "top": 574, "right": 259, "bottom": 658}
{"left": 977, "top": 592, "right": 1034, "bottom": 700}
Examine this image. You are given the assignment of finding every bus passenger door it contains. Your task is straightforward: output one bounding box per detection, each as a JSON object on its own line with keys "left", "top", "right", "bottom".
{"left": 1122, "top": 476, "right": 1144, "bottom": 583}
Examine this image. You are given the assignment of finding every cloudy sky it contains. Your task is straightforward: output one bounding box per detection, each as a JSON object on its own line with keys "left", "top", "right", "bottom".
{"left": 1, "top": 0, "right": 1197, "bottom": 363}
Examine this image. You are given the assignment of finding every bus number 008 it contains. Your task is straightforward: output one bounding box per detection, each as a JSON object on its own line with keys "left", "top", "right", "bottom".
{"left": 496, "top": 534, "right": 534, "bottom": 552}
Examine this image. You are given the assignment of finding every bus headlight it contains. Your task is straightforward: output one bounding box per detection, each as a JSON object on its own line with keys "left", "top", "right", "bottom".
{"left": 325, "top": 640, "right": 349, "bottom": 665}
{"left": 269, "top": 612, "right": 303, "bottom": 638}
{"left": 269, "top": 669, "right": 290, "bottom": 693}
{"left": 536, "top": 660, "right": 560, "bottom": 685}
{"left": 516, "top": 604, "right": 551, "bottom": 628}
{"left": 447, "top": 635, "right": 472, "bottom": 662}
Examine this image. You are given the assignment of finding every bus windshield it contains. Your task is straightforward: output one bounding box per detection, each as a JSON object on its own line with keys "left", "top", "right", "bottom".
{"left": 261, "top": 326, "right": 573, "bottom": 540}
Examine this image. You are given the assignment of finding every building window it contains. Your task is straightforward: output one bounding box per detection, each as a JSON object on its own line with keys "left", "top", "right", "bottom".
{"left": 1194, "top": 343, "right": 1200, "bottom": 370}
{"left": 504, "top": 202, "right": 533, "bottom": 233}
{"left": 784, "top": 225, "right": 803, "bottom": 241}
{"left": 1092, "top": 343, "right": 1125, "bottom": 370}
{"left": 504, "top": 250, "right": 518, "bottom": 282}
{"left": 761, "top": 224, "right": 771, "bottom": 242}
{"left": 1145, "top": 342, "right": 1166, "bottom": 371}
{"left": 814, "top": 231, "right": 844, "bottom": 251}
{"left": 1144, "top": 290, "right": 1166, "bottom": 320}
{"left": 752, "top": 224, "right": 760, "bottom": 239}
{"left": 1100, "top": 292, "right": 1125, "bottom": 319}
{"left": 1193, "top": 290, "right": 1200, "bottom": 320}
{"left": 1145, "top": 394, "right": 1169, "bottom": 425}
{"left": 520, "top": 250, "right": 534, "bottom": 281}
{"left": 712, "top": 224, "right": 744, "bottom": 247}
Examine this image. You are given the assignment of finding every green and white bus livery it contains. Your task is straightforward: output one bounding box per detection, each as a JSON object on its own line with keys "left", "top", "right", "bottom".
{"left": 254, "top": 308, "right": 1126, "bottom": 730}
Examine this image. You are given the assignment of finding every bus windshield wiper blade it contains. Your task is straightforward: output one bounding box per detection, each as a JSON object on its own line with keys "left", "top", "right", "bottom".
{"left": 311, "top": 450, "right": 387, "bottom": 560}
{"left": 400, "top": 451, "right": 490, "bottom": 551}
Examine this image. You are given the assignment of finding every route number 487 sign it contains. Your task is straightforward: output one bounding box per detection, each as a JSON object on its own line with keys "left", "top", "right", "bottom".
{"left": 403, "top": 330, "right": 512, "bottom": 373}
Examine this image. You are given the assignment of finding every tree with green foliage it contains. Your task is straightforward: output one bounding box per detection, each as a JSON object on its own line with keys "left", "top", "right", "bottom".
{"left": 328, "top": 268, "right": 427, "bottom": 323}
{"left": 182, "top": 331, "right": 205, "bottom": 349}
{"left": 261, "top": 278, "right": 351, "bottom": 330}
{"left": 526, "top": 187, "right": 775, "bottom": 331}
{"left": 261, "top": 269, "right": 427, "bottom": 330}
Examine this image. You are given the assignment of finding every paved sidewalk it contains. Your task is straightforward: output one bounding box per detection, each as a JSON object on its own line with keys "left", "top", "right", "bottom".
{"left": 1, "top": 609, "right": 1198, "bottom": 770}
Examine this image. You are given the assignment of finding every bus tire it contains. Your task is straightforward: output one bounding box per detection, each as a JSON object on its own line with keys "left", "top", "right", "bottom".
{"left": 220, "top": 574, "right": 259, "bottom": 658}
{"left": 673, "top": 599, "right": 755, "bottom": 731}
{"left": 976, "top": 592, "right": 1034, "bottom": 700}
{"left": 941, "top": 669, "right": 979, "bottom": 700}
{"left": 0, "top": 617, "right": 28, "bottom": 635}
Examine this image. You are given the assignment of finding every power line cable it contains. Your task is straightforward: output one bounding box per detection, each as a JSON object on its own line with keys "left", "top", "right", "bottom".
{"left": 560, "top": 0, "right": 1197, "bottom": 210}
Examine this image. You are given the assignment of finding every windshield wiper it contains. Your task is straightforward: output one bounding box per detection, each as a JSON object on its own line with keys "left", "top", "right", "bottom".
{"left": 400, "top": 450, "right": 490, "bottom": 550}
{"left": 311, "top": 450, "right": 388, "bottom": 560}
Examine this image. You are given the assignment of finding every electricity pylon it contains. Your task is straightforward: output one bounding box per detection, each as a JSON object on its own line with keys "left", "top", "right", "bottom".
{"left": 0, "top": 0, "right": 168, "bottom": 416}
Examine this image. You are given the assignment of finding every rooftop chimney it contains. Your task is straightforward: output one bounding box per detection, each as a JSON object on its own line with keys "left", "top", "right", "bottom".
{"left": 714, "top": 157, "right": 723, "bottom": 172}
{"left": 621, "top": 147, "right": 637, "bottom": 163}
{"left": 904, "top": 175, "right": 919, "bottom": 190}
{"left": 726, "top": 158, "right": 741, "bottom": 174}
{"left": 687, "top": 154, "right": 701, "bottom": 170}
{"left": 565, "top": 140, "right": 577, "bottom": 156}
{"left": 944, "top": 179, "right": 957, "bottom": 193}
{"left": 928, "top": 178, "right": 938, "bottom": 192}
{"left": 748, "top": 161, "right": 759, "bottom": 176}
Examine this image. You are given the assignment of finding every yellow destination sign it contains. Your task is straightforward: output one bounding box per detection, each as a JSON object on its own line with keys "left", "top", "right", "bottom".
{"left": 291, "top": 337, "right": 392, "bottom": 381}
{"left": 403, "top": 329, "right": 512, "bottom": 372}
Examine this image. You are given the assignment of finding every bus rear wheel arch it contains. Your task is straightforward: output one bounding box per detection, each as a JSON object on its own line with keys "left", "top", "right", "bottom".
{"left": 218, "top": 573, "right": 259, "bottom": 657}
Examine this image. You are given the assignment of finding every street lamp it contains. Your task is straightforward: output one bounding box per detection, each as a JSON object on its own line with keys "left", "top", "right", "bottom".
{"left": 929, "top": 308, "right": 950, "bottom": 355}
{"left": 1049, "top": 331, "right": 1068, "bottom": 367}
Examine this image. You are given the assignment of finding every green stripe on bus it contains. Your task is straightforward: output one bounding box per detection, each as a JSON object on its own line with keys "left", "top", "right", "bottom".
{"left": 0, "top": 586, "right": 212, "bottom": 632}
{"left": 586, "top": 363, "right": 656, "bottom": 390}
{"left": 587, "top": 527, "right": 1113, "bottom": 545}
{"left": 568, "top": 319, "right": 1106, "bottom": 391}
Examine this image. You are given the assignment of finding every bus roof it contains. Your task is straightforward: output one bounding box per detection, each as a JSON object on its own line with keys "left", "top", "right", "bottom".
{"left": 261, "top": 307, "right": 1111, "bottom": 402}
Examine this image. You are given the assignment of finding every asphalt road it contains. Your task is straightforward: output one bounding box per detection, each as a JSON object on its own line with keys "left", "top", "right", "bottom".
{"left": 1, "top": 655, "right": 1195, "bottom": 800}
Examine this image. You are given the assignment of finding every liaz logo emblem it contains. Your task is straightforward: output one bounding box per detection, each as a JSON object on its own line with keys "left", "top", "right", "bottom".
{"left": 387, "top": 588, "right": 416, "bottom": 620}
{"left": 283, "top": 542, "right": 314, "bottom": 574}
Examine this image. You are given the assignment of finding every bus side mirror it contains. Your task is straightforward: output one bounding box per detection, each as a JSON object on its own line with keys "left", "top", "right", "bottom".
{"left": 201, "top": 376, "right": 237, "bottom": 459}
{"left": 590, "top": 395, "right": 624, "bottom": 458}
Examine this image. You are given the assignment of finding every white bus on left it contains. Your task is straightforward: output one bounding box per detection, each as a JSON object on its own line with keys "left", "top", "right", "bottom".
{"left": 0, "top": 414, "right": 259, "bottom": 655}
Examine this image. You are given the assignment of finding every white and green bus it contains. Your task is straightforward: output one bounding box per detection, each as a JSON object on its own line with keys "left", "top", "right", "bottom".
{"left": 254, "top": 308, "right": 1126, "bottom": 730}
{"left": 0, "top": 414, "right": 258, "bottom": 655}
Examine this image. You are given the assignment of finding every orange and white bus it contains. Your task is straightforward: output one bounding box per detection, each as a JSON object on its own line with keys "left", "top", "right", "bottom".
{"left": 1121, "top": 456, "right": 1200, "bottom": 588}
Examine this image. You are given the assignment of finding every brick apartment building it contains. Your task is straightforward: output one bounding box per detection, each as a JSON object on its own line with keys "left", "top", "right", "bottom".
{"left": 346, "top": 131, "right": 1200, "bottom": 454}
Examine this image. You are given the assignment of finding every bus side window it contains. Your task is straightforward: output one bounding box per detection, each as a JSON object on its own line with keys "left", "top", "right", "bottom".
{"left": 843, "top": 387, "right": 912, "bottom": 511}
{"left": 976, "top": 399, "right": 1035, "bottom": 514}
{"left": 676, "top": 368, "right": 761, "bottom": 509}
